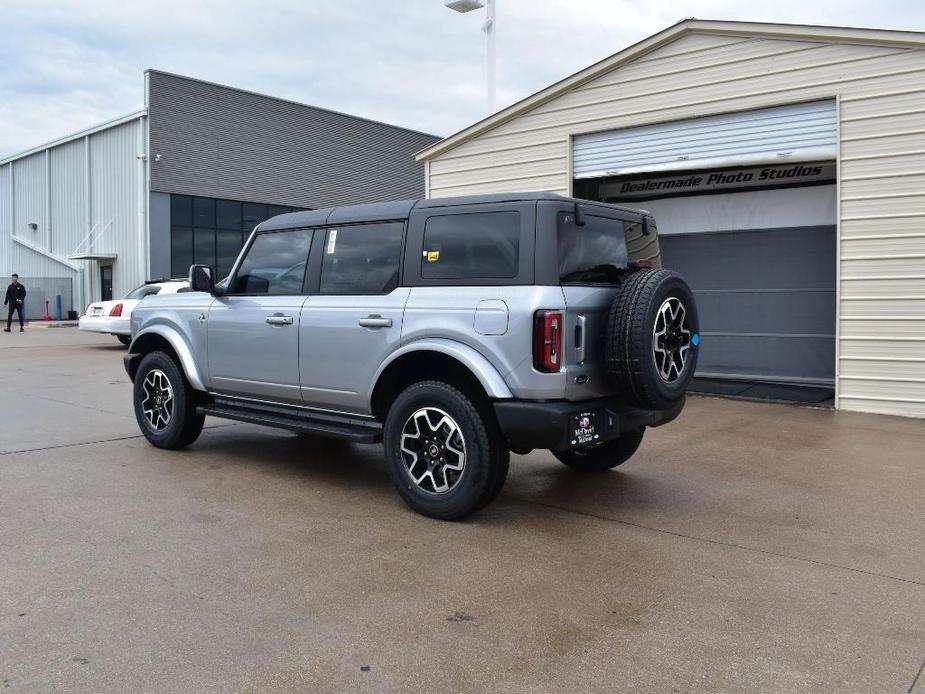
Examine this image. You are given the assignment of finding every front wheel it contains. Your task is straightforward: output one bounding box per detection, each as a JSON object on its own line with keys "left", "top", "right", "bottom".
{"left": 133, "top": 351, "right": 204, "bottom": 449}
{"left": 553, "top": 428, "right": 644, "bottom": 472}
{"left": 383, "top": 381, "right": 509, "bottom": 520}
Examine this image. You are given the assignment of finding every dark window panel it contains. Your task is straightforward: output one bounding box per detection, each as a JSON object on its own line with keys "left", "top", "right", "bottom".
{"left": 320, "top": 223, "right": 404, "bottom": 295}
{"left": 422, "top": 212, "right": 520, "bottom": 280}
{"left": 171, "top": 226, "right": 193, "bottom": 278}
{"left": 243, "top": 203, "right": 268, "bottom": 232}
{"left": 216, "top": 200, "right": 243, "bottom": 230}
{"left": 194, "top": 228, "right": 217, "bottom": 269}
{"left": 216, "top": 229, "right": 244, "bottom": 280}
{"left": 193, "top": 197, "right": 216, "bottom": 227}
{"left": 170, "top": 195, "right": 192, "bottom": 227}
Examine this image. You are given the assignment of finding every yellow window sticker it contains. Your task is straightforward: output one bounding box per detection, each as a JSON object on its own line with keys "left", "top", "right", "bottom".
{"left": 426, "top": 250, "right": 441, "bottom": 262}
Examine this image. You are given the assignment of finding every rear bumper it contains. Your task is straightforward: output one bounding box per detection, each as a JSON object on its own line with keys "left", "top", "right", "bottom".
{"left": 494, "top": 395, "right": 685, "bottom": 451}
{"left": 78, "top": 316, "right": 130, "bottom": 335}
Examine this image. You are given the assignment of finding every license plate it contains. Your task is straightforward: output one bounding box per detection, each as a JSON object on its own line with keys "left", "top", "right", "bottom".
{"left": 570, "top": 410, "right": 600, "bottom": 446}
{"left": 91, "top": 307, "right": 103, "bottom": 316}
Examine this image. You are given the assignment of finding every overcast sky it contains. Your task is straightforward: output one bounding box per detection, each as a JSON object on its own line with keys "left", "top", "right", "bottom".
{"left": 1, "top": 0, "right": 924, "bottom": 158}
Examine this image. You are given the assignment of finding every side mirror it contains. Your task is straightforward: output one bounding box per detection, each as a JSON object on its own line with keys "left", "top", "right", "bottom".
{"left": 574, "top": 202, "right": 586, "bottom": 227}
{"left": 642, "top": 217, "right": 652, "bottom": 236}
{"left": 189, "top": 264, "right": 214, "bottom": 293}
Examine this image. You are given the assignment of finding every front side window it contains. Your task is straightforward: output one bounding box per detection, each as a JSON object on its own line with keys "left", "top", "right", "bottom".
{"left": 557, "top": 212, "right": 630, "bottom": 284}
{"left": 422, "top": 212, "right": 520, "bottom": 280}
{"left": 232, "top": 229, "right": 313, "bottom": 295}
{"left": 320, "top": 222, "right": 404, "bottom": 295}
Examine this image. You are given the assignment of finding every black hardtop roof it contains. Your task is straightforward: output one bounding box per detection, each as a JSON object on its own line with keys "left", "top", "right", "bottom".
{"left": 258, "top": 192, "right": 649, "bottom": 231}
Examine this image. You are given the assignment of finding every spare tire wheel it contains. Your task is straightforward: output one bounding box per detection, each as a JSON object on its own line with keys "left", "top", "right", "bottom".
{"left": 604, "top": 269, "right": 699, "bottom": 410}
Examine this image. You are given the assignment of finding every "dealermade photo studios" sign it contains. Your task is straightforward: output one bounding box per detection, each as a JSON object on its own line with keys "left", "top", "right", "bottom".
{"left": 601, "top": 162, "right": 836, "bottom": 201}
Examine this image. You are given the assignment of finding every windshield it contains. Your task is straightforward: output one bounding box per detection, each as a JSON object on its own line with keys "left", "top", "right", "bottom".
{"left": 557, "top": 212, "right": 629, "bottom": 284}
{"left": 124, "top": 285, "right": 162, "bottom": 300}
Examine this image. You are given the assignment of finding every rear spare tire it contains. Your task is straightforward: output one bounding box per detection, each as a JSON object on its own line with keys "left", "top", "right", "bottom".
{"left": 605, "top": 269, "right": 699, "bottom": 410}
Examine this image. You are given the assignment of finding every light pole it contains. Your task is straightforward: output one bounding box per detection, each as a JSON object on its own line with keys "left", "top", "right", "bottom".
{"left": 445, "top": 0, "right": 497, "bottom": 113}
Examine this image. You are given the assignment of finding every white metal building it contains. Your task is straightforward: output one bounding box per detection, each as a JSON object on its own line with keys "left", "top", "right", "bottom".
{"left": 417, "top": 20, "right": 925, "bottom": 418}
{"left": 0, "top": 70, "right": 437, "bottom": 319}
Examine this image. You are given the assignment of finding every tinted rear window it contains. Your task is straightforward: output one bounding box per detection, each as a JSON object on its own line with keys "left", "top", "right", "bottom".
{"left": 124, "top": 285, "right": 161, "bottom": 300}
{"left": 422, "top": 211, "right": 520, "bottom": 279}
{"left": 557, "top": 212, "right": 629, "bottom": 284}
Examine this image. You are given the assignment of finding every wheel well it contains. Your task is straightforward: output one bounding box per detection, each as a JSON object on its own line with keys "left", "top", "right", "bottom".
{"left": 371, "top": 351, "right": 495, "bottom": 422}
{"left": 126, "top": 333, "right": 180, "bottom": 382}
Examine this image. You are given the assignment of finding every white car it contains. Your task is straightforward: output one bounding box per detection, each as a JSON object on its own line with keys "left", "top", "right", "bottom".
{"left": 79, "top": 279, "right": 190, "bottom": 345}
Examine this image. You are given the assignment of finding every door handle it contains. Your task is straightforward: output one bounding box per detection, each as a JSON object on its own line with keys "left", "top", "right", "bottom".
{"left": 266, "top": 314, "right": 294, "bottom": 326}
{"left": 358, "top": 314, "right": 392, "bottom": 328}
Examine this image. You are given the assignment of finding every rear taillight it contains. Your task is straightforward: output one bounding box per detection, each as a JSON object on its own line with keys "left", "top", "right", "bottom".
{"left": 83, "top": 303, "right": 90, "bottom": 315}
{"left": 533, "top": 310, "right": 563, "bottom": 373}
{"left": 109, "top": 303, "right": 123, "bottom": 317}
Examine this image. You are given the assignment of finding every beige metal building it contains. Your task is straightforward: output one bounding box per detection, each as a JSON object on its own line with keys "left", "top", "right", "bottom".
{"left": 417, "top": 19, "right": 925, "bottom": 418}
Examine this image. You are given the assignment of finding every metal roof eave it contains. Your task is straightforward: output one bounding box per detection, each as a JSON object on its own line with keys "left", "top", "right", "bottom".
{"left": 0, "top": 110, "right": 147, "bottom": 166}
{"left": 415, "top": 18, "right": 925, "bottom": 162}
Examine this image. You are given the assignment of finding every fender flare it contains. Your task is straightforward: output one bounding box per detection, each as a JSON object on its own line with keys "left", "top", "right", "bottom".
{"left": 369, "top": 338, "right": 513, "bottom": 401}
{"left": 131, "top": 324, "right": 207, "bottom": 392}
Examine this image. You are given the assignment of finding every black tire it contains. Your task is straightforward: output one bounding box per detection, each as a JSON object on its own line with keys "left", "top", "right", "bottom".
{"left": 133, "top": 350, "right": 205, "bottom": 449}
{"left": 117, "top": 335, "right": 132, "bottom": 346}
{"left": 605, "top": 269, "right": 699, "bottom": 410}
{"left": 554, "top": 428, "right": 644, "bottom": 472}
{"left": 383, "top": 381, "right": 509, "bottom": 520}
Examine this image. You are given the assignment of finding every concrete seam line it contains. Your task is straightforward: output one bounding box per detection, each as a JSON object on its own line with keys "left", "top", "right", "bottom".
{"left": 0, "top": 423, "right": 242, "bottom": 457}
{"left": 519, "top": 499, "right": 925, "bottom": 588}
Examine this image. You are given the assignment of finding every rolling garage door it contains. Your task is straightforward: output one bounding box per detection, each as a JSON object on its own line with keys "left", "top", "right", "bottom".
{"left": 573, "top": 100, "right": 837, "bottom": 178}
{"left": 659, "top": 226, "right": 836, "bottom": 385}
{"left": 574, "top": 101, "right": 838, "bottom": 389}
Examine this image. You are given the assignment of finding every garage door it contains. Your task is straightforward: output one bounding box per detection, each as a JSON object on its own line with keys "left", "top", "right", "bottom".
{"left": 660, "top": 226, "right": 836, "bottom": 385}
{"left": 573, "top": 100, "right": 837, "bottom": 178}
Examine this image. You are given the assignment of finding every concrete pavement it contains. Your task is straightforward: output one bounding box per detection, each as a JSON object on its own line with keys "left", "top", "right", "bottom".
{"left": 1, "top": 328, "right": 923, "bottom": 692}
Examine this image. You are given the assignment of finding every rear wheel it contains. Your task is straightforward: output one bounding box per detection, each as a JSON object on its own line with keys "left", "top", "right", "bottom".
{"left": 133, "top": 351, "right": 204, "bottom": 449}
{"left": 383, "top": 381, "right": 509, "bottom": 520}
{"left": 553, "top": 428, "right": 644, "bottom": 472}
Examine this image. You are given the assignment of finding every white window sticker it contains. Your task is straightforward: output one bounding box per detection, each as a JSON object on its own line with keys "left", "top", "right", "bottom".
{"left": 326, "top": 229, "right": 337, "bottom": 254}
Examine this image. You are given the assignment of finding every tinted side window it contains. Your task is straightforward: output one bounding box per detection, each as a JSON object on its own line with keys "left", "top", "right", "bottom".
{"left": 422, "top": 212, "right": 519, "bottom": 279}
{"left": 320, "top": 223, "right": 404, "bottom": 295}
{"left": 233, "top": 229, "right": 313, "bottom": 295}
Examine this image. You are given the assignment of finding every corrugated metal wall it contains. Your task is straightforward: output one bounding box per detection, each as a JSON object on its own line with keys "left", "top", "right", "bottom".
{"left": 89, "top": 120, "right": 144, "bottom": 299}
{"left": 147, "top": 71, "right": 439, "bottom": 208}
{"left": 0, "top": 165, "right": 10, "bottom": 277}
{"left": 0, "top": 115, "right": 147, "bottom": 309}
{"left": 49, "top": 138, "right": 87, "bottom": 258}
{"left": 13, "top": 153, "right": 47, "bottom": 249}
{"left": 424, "top": 32, "right": 925, "bottom": 417}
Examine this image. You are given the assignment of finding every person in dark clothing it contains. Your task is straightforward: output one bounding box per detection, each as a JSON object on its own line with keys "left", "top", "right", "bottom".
{"left": 4, "top": 274, "right": 26, "bottom": 332}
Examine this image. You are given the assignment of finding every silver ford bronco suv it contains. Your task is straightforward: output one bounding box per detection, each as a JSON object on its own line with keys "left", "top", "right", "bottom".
{"left": 126, "top": 193, "right": 699, "bottom": 520}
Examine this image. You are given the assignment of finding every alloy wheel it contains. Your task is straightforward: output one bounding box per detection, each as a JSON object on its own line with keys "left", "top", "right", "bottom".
{"left": 399, "top": 407, "right": 467, "bottom": 494}
{"left": 652, "top": 296, "right": 692, "bottom": 383}
{"left": 141, "top": 369, "right": 174, "bottom": 431}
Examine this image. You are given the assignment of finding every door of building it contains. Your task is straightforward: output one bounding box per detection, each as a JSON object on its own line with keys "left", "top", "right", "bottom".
{"left": 100, "top": 265, "right": 113, "bottom": 301}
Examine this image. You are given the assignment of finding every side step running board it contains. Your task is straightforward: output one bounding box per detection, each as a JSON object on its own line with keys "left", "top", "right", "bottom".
{"left": 197, "top": 402, "right": 382, "bottom": 443}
